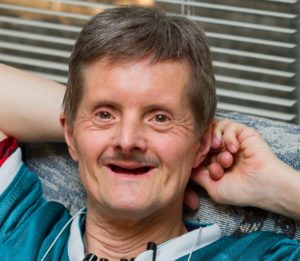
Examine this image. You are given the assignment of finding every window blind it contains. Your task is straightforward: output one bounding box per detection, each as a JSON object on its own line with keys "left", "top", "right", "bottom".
{"left": 0, "top": 0, "right": 299, "bottom": 122}
{"left": 155, "top": 0, "right": 300, "bottom": 122}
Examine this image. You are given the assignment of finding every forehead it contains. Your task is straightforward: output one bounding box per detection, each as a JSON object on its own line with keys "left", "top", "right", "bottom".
{"left": 81, "top": 58, "right": 192, "bottom": 107}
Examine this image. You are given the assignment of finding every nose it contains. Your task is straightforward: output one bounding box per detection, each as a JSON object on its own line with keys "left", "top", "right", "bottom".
{"left": 113, "top": 118, "right": 146, "bottom": 153}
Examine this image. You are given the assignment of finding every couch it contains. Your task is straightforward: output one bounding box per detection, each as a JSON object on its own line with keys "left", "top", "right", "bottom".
{"left": 23, "top": 111, "right": 300, "bottom": 241}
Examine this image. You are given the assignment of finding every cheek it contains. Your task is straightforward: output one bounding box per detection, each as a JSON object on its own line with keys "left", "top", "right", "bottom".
{"left": 73, "top": 130, "right": 110, "bottom": 169}
{"left": 74, "top": 132, "right": 109, "bottom": 198}
{"left": 153, "top": 137, "right": 196, "bottom": 185}
{"left": 153, "top": 134, "right": 196, "bottom": 165}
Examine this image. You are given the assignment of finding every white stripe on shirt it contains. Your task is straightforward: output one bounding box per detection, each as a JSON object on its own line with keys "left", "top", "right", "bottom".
{"left": 0, "top": 148, "right": 22, "bottom": 194}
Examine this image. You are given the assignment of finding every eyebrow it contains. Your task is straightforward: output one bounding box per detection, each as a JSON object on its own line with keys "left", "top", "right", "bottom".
{"left": 143, "top": 104, "right": 173, "bottom": 114}
{"left": 90, "top": 99, "right": 174, "bottom": 114}
{"left": 90, "top": 100, "right": 120, "bottom": 111}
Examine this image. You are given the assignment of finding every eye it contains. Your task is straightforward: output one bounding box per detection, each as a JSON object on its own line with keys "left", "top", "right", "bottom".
{"left": 154, "top": 114, "right": 170, "bottom": 123}
{"left": 97, "top": 111, "right": 113, "bottom": 120}
{"left": 148, "top": 112, "right": 172, "bottom": 131}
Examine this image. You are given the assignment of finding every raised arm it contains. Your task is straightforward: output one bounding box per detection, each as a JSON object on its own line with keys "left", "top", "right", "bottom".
{"left": 193, "top": 119, "right": 300, "bottom": 220}
{"left": 0, "top": 64, "right": 65, "bottom": 142}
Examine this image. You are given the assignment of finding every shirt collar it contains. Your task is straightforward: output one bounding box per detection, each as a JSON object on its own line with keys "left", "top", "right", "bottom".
{"left": 68, "top": 208, "right": 86, "bottom": 261}
{"left": 67, "top": 212, "right": 221, "bottom": 261}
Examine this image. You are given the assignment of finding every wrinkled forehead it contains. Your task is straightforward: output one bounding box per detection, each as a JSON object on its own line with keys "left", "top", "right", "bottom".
{"left": 85, "top": 54, "right": 190, "bottom": 69}
{"left": 80, "top": 56, "right": 193, "bottom": 92}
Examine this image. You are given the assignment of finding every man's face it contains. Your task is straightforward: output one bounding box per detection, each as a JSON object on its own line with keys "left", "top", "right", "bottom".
{"left": 64, "top": 58, "right": 211, "bottom": 219}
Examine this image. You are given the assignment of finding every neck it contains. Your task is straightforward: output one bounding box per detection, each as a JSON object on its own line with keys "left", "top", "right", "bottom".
{"left": 84, "top": 201, "right": 186, "bottom": 261}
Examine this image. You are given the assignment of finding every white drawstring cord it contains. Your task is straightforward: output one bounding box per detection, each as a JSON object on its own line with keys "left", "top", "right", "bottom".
{"left": 41, "top": 208, "right": 87, "bottom": 261}
{"left": 187, "top": 227, "right": 202, "bottom": 261}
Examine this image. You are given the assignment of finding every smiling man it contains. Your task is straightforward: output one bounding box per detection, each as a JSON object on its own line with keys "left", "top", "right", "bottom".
{"left": 59, "top": 7, "right": 216, "bottom": 258}
{"left": 0, "top": 6, "right": 300, "bottom": 261}
{"left": 62, "top": 55, "right": 214, "bottom": 259}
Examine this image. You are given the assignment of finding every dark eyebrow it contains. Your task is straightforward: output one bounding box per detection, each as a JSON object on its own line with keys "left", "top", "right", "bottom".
{"left": 90, "top": 100, "right": 120, "bottom": 111}
{"left": 143, "top": 104, "right": 173, "bottom": 114}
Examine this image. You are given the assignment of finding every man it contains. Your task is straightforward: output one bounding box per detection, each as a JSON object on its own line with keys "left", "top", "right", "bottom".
{"left": 0, "top": 6, "right": 299, "bottom": 261}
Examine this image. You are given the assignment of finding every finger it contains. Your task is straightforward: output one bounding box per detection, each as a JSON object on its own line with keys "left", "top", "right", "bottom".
{"left": 212, "top": 119, "right": 230, "bottom": 149}
{"left": 216, "top": 151, "right": 234, "bottom": 169}
{"left": 221, "top": 121, "right": 246, "bottom": 153}
{"left": 208, "top": 162, "right": 224, "bottom": 180}
{"left": 192, "top": 167, "right": 213, "bottom": 192}
{"left": 184, "top": 187, "right": 200, "bottom": 210}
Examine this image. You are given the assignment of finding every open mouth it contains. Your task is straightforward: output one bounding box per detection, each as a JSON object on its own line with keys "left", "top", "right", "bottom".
{"left": 108, "top": 164, "right": 153, "bottom": 175}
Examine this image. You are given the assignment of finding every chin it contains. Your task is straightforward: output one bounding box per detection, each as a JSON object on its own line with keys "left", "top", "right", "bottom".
{"left": 104, "top": 199, "right": 161, "bottom": 221}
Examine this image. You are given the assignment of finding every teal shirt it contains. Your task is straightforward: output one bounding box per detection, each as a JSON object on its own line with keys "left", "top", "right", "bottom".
{"left": 0, "top": 164, "right": 71, "bottom": 260}
{"left": 177, "top": 232, "right": 300, "bottom": 260}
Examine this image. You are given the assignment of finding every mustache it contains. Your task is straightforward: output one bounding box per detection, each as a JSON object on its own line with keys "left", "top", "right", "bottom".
{"left": 100, "top": 152, "right": 161, "bottom": 167}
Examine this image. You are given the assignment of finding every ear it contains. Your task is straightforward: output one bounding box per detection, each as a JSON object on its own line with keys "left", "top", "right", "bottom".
{"left": 192, "top": 122, "right": 213, "bottom": 168}
{"left": 60, "top": 112, "right": 79, "bottom": 161}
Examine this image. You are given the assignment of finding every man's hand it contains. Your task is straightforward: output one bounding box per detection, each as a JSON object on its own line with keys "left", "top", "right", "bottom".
{"left": 190, "top": 119, "right": 281, "bottom": 207}
{"left": 185, "top": 119, "right": 300, "bottom": 220}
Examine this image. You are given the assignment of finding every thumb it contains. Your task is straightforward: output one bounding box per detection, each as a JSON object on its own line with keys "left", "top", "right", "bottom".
{"left": 192, "top": 167, "right": 213, "bottom": 192}
{"left": 192, "top": 166, "right": 223, "bottom": 203}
